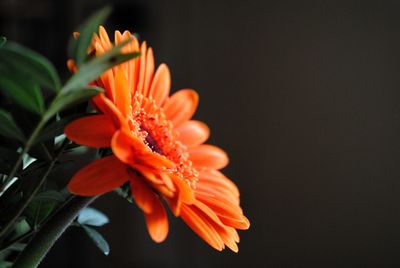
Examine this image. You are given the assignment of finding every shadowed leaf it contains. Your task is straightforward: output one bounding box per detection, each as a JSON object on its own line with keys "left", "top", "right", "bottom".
{"left": 68, "top": 6, "right": 112, "bottom": 66}
{"left": 0, "top": 42, "right": 61, "bottom": 91}
{"left": 33, "top": 190, "right": 65, "bottom": 202}
{"left": 63, "top": 44, "right": 140, "bottom": 93}
{"left": 44, "top": 86, "right": 103, "bottom": 121}
{"left": 0, "top": 36, "right": 6, "bottom": 48}
{"left": 0, "top": 73, "right": 45, "bottom": 114}
{"left": 0, "top": 110, "right": 25, "bottom": 142}
{"left": 82, "top": 225, "right": 110, "bottom": 255}
{"left": 78, "top": 207, "right": 109, "bottom": 226}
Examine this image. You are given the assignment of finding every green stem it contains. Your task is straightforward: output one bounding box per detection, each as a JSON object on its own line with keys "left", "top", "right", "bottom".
{"left": 0, "top": 91, "right": 64, "bottom": 195}
{"left": 0, "top": 118, "right": 46, "bottom": 194}
{"left": 0, "top": 140, "right": 69, "bottom": 238}
{"left": 13, "top": 195, "right": 97, "bottom": 268}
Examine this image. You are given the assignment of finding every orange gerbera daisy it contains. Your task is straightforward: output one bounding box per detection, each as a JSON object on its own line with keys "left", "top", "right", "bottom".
{"left": 64, "top": 26, "right": 249, "bottom": 252}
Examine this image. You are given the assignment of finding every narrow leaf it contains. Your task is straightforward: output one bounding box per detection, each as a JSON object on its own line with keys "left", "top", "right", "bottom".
{"left": 0, "top": 109, "right": 25, "bottom": 142}
{"left": 0, "top": 42, "right": 61, "bottom": 91}
{"left": 78, "top": 207, "right": 109, "bottom": 226}
{"left": 68, "top": 6, "right": 112, "bottom": 66}
{"left": 63, "top": 43, "right": 140, "bottom": 92}
{"left": 8, "top": 242, "right": 26, "bottom": 252}
{"left": 24, "top": 199, "right": 58, "bottom": 227}
{"left": 33, "top": 190, "right": 65, "bottom": 202}
{"left": 82, "top": 225, "right": 110, "bottom": 255}
{"left": 0, "top": 73, "right": 45, "bottom": 114}
{"left": 44, "top": 86, "right": 103, "bottom": 121}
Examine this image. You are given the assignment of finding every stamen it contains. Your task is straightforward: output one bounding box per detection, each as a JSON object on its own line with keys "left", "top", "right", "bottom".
{"left": 130, "top": 93, "right": 199, "bottom": 188}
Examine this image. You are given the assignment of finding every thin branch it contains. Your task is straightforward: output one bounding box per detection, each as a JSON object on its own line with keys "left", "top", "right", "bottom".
{"left": 0, "top": 140, "right": 70, "bottom": 238}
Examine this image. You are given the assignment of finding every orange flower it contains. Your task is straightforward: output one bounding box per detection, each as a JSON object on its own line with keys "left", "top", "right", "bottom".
{"left": 65, "top": 26, "right": 249, "bottom": 252}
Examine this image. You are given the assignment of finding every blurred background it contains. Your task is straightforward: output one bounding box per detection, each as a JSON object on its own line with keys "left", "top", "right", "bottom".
{"left": 2, "top": 0, "right": 400, "bottom": 267}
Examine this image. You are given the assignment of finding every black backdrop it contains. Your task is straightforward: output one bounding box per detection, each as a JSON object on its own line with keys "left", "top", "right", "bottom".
{"left": 2, "top": 0, "right": 400, "bottom": 267}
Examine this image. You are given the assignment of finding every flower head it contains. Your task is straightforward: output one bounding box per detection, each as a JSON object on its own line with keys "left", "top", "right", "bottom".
{"left": 65, "top": 26, "right": 249, "bottom": 252}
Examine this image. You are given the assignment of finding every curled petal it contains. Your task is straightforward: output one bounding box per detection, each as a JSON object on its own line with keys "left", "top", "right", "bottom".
{"left": 68, "top": 156, "right": 129, "bottom": 196}
{"left": 167, "top": 175, "right": 195, "bottom": 216}
{"left": 64, "top": 115, "right": 116, "bottom": 148}
{"left": 92, "top": 94, "right": 128, "bottom": 130}
{"left": 189, "top": 145, "right": 229, "bottom": 169}
{"left": 111, "top": 130, "right": 174, "bottom": 169}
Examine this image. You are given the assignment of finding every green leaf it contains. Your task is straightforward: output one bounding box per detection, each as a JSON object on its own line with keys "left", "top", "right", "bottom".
{"left": 0, "top": 42, "right": 61, "bottom": 91}
{"left": 7, "top": 242, "right": 26, "bottom": 252}
{"left": 0, "top": 261, "right": 13, "bottom": 268}
{"left": 82, "top": 225, "right": 110, "bottom": 255}
{"left": 0, "top": 73, "right": 45, "bottom": 114}
{"left": 33, "top": 190, "right": 65, "bottom": 202}
{"left": 44, "top": 86, "right": 103, "bottom": 121}
{"left": 68, "top": 6, "right": 112, "bottom": 66}
{"left": 24, "top": 199, "right": 58, "bottom": 227}
{"left": 78, "top": 207, "right": 109, "bottom": 226}
{"left": 35, "top": 114, "right": 84, "bottom": 144}
{"left": 63, "top": 43, "right": 140, "bottom": 92}
{"left": 0, "top": 36, "right": 6, "bottom": 48}
{"left": 0, "top": 109, "right": 25, "bottom": 142}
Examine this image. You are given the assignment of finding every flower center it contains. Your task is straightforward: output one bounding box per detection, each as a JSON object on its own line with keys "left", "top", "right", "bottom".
{"left": 129, "top": 93, "right": 199, "bottom": 189}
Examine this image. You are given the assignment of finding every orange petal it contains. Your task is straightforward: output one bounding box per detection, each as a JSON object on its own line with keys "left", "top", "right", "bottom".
{"left": 111, "top": 130, "right": 174, "bottom": 170}
{"left": 195, "top": 184, "right": 239, "bottom": 206}
{"left": 92, "top": 94, "right": 128, "bottom": 130}
{"left": 180, "top": 204, "right": 224, "bottom": 251}
{"left": 144, "top": 197, "right": 169, "bottom": 243}
{"left": 114, "top": 69, "right": 131, "bottom": 117}
{"left": 68, "top": 156, "right": 129, "bottom": 196}
{"left": 192, "top": 200, "right": 240, "bottom": 252}
{"left": 99, "top": 26, "right": 112, "bottom": 50}
{"left": 189, "top": 145, "right": 229, "bottom": 169}
{"left": 198, "top": 169, "right": 239, "bottom": 198}
{"left": 171, "top": 175, "right": 194, "bottom": 204}
{"left": 163, "top": 89, "right": 198, "bottom": 127}
{"left": 66, "top": 59, "right": 77, "bottom": 73}
{"left": 143, "top": 47, "right": 155, "bottom": 96}
{"left": 167, "top": 175, "right": 195, "bottom": 216}
{"left": 213, "top": 224, "right": 239, "bottom": 253}
{"left": 136, "top": 42, "right": 147, "bottom": 94}
{"left": 111, "top": 130, "right": 145, "bottom": 164}
{"left": 196, "top": 192, "right": 249, "bottom": 230}
{"left": 130, "top": 172, "right": 158, "bottom": 214}
{"left": 176, "top": 120, "right": 210, "bottom": 147}
{"left": 64, "top": 115, "right": 116, "bottom": 148}
{"left": 148, "top": 64, "right": 170, "bottom": 106}
{"left": 114, "top": 30, "right": 134, "bottom": 92}
{"left": 93, "top": 43, "right": 115, "bottom": 102}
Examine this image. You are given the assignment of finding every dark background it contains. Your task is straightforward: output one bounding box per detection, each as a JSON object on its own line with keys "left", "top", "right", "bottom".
{"left": 2, "top": 0, "right": 400, "bottom": 267}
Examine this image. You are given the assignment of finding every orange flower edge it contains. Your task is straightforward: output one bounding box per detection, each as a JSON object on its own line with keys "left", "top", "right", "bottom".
{"left": 64, "top": 26, "right": 249, "bottom": 252}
